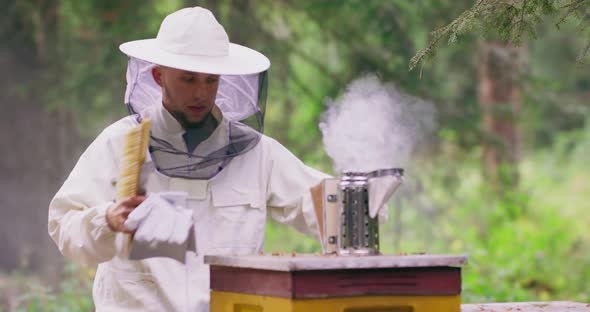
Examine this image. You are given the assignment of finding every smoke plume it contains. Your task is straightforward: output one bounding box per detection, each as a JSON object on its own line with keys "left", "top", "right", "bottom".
{"left": 319, "top": 74, "right": 436, "bottom": 173}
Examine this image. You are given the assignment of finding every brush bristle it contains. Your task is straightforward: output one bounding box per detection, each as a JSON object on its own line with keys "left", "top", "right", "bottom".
{"left": 116, "top": 118, "right": 151, "bottom": 201}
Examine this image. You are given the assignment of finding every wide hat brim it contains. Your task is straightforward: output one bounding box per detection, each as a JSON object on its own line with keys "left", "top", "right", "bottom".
{"left": 120, "top": 39, "right": 270, "bottom": 75}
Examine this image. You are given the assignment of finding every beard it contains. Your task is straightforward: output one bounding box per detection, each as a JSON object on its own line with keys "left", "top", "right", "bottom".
{"left": 168, "top": 109, "right": 213, "bottom": 129}
{"left": 162, "top": 83, "right": 215, "bottom": 129}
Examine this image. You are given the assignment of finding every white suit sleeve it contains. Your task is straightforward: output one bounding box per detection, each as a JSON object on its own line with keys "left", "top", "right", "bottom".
{"left": 265, "top": 138, "right": 331, "bottom": 241}
{"left": 48, "top": 128, "right": 122, "bottom": 267}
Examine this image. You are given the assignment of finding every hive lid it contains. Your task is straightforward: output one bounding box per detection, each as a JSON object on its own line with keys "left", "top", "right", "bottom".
{"left": 204, "top": 254, "right": 468, "bottom": 272}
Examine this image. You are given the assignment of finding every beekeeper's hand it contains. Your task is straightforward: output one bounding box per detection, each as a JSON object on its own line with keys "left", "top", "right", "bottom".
{"left": 106, "top": 195, "right": 146, "bottom": 233}
{"left": 131, "top": 193, "right": 193, "bottom": 244}
{"left": 127, "top": 193, "right": 192, "bottom": 243}
{"left": 124, "top": 192, "right": 194, "bottom": 262}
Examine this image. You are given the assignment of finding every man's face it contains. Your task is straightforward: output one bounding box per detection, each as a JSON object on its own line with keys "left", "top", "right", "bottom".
{"left": 152, "top": 66, "right": 220, "bottom": 128}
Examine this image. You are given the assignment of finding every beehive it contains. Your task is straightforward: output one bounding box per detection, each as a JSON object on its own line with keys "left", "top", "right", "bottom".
{"left": 205, "top": 254, "right": 467, "bottom": 312}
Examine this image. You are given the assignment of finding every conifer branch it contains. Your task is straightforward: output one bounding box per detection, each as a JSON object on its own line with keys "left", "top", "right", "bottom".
{"left": 411, "top": 0, "right": 590, "bottom": 69}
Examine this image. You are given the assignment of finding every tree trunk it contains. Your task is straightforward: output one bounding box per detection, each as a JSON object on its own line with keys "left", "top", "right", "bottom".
{"left": 0, "top": 46, "right": 67, "bottom": 286}
{"left": 478, "top": 41, "right": 523, "bottom": 188}
{"left": 0, "top": 0, "right": 69, "bottom": 286}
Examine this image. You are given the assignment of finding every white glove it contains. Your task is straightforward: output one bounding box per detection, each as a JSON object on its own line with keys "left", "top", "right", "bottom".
{"left": 125, "top": 192, "right": 195, "bottom": 262}
{"left": 368, "top": 175, "right": 403, "bottom": 220}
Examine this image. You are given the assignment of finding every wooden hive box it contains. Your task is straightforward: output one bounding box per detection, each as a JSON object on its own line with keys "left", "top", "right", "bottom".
{"left": 205, "top": 254, "right": 468, "bottom": 312}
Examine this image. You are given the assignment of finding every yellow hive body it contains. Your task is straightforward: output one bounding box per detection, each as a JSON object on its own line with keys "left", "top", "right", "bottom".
{"left": 211, "top": 291, "right": 461, "bottom": 312}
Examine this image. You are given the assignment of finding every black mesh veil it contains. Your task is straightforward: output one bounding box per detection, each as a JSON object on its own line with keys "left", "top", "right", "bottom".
{"left": 124, "top": 57, "right": 268, "bottom": 179}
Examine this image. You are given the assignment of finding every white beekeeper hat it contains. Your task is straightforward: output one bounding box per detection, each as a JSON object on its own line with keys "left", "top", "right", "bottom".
{"left": 119, "top": 6, "right": 270, "bottom": 75}
{"left": 117, "top": 7, "right": 270, "bottom": 180}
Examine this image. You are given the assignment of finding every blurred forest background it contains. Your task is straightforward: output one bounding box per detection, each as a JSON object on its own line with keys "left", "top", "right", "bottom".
{"left": 1, "top": 0, "right": 589, "bottom": 310}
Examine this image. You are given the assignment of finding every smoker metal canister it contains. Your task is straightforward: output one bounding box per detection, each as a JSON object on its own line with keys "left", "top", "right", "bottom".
{"left": 337, "top": 172, "right": 379, "bottom": 256}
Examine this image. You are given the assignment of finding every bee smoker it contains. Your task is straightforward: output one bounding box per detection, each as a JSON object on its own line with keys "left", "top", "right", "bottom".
{"left": 321, "top": 168, "right": 404, "bottom": 255}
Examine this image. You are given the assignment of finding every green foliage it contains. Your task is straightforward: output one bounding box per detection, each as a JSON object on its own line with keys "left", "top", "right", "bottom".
{"left": 0, "top": 262, "right": 94, "bottom": 311}
{"left": 2, "top": 0, "right": 590, "bottom": 306}
{"left": 264, "top": 220, "right": 321, "bottom": 254}
{"left": 410, "top": 0, "right": 590, "bottom": 69}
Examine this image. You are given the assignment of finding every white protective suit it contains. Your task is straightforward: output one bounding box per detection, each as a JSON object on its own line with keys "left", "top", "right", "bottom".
{"left": 48, "top": 101, "right": 328, "bottom": 311}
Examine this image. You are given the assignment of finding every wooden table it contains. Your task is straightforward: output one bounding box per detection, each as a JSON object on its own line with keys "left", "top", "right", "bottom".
{"left": 462, "top": 301, "right": 590, "bottom": 311}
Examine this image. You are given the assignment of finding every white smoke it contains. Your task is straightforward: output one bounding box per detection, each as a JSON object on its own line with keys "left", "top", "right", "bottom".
{"left": 319, "top": 74, "right": 436, "bottom": 173}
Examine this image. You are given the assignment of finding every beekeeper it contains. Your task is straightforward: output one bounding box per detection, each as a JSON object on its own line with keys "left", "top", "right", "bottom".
{"left": 48, "top": 6, "right": 328, "bottom": 311}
